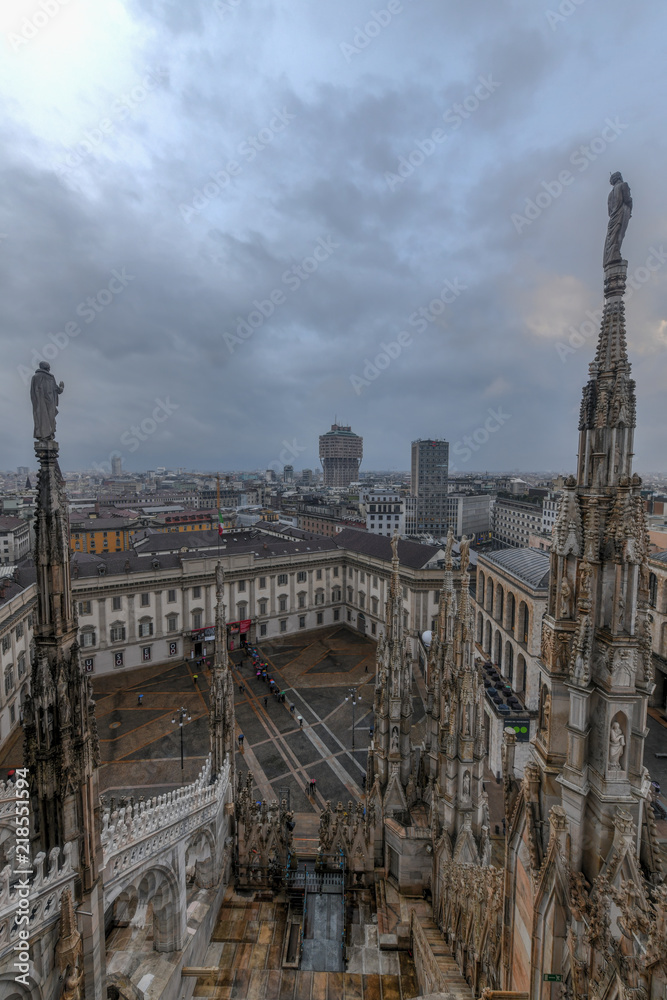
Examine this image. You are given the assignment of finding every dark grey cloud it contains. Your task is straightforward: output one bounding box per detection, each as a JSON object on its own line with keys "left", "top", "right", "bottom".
{"left": 1, "top": 0, "right": 666, "bottom": 475}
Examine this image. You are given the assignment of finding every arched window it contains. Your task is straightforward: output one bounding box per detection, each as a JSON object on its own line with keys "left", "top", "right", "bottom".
{"left": 191, "top": 608, "right": 203, "bottom": 630}
{"left": 110, "top": 621, "right": 126, "bottom": 642}
{"left": 486, "top": 579, "right": 494, "bottom": 614}
{"left": 496, "top": 586, "right": 504, "bottom": 623}
{"left": 518, "top": 601, "right": 529, "bottom": 645}
{"left": 505, "top": 641, "right": 514, "bottom": 684}
{"left": 258, "top": 599, "right": 268, "bottom": 616}
{"left": 649, "top": 573, "right": 658, "bottom": 608}
{"left": 494, "top": 631, "right": 502, "bottom": 669}
{"left": 507, "top": 592, "right": 516, "bottom": 631}
{"left": 237, "top": 602, "right": 248, "bottom": 619}
{"left": 138, "top": 616, "right": 154, "bottom": 638}
{"left": 80, "top": 625, "right": 97, "bottom": 648}
{"left": 477, "top": 571, "right": 485, "bottom": 605}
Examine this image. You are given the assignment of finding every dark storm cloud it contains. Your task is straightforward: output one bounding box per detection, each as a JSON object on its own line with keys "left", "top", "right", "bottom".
{"left": 1, "top": 0, "right": 666, "bottom": 474}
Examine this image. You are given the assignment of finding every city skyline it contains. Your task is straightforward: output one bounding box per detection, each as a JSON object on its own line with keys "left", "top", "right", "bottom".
{"left": 1, "top": 2, "right": 667, "bottom": 475}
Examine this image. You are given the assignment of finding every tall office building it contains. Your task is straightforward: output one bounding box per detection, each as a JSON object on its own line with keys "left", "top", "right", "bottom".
{"left": 111, "top": 454, "right": 122, "bottom": 475}
{"left": 411, "top": 438, "right": 449, "bottom": 536}
{"left": 319, "top": 423, "right": 363, "bottom": 487}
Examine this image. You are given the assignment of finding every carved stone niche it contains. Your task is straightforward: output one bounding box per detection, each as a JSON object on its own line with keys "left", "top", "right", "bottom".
{"left": 609, "top": 647, "right": 636, "bottom": 689}
{"left": 606, "top": 711, "right": 628, "bottom": 778}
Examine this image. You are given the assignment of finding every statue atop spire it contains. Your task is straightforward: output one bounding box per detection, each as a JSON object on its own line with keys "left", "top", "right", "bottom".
{"left": 30, "top": 361, "right": 64, "bottom": 441}
{"left": 603, "top": 171, "right": 632, "bottom": 267}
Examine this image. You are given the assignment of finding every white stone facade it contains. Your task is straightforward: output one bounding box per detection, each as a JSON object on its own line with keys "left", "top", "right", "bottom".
{"left": 0, "top": 584, "right": 33, "bottom": 746}
{"left": 360, "top": 488, "right": 405, "bottom": 537}
{"left": 473, "top": 549, "right": 548, "bottom": 776}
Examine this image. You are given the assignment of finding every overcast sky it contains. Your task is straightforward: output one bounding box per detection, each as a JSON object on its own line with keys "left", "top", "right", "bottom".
{"left": 1, "top": 0, "right": 666, "bottom": 476}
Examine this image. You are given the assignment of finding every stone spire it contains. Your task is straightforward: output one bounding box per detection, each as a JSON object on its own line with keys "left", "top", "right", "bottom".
{"left": 535, "top": 178, "right": 660, "bottom": 888}
{"left": 368, "top": 532, "right": 413, "bottom": 813}
{"left": 209, "top": 561, "right": 235, "bottom": 780}
{"left": 23, "top": 375, "right": 106, "bottom": 997}
{"left": 428, "top": 535, "right": 489, "bottom": 864}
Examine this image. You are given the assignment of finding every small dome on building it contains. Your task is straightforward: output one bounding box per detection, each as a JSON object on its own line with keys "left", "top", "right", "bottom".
{"left": 422, "top": 630, "right": 432, "bottom": 647}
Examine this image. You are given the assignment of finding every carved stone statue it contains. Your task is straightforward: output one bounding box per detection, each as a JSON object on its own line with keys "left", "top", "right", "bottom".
{"left": 559, "top": 575, "right": 572, "bottom": 618}
{"left": 462, "top": 770, "right": 471, "bottom": 798}
{"left": 390, "top": 726, "right": 399, "bottom": 752}
{"left": 30, "top": 362, "right": 64, "bottom": 440}
{"left": 540, "top": 690, "right": 551, "bottom": 738}
{"left": 459, "top": 535, "right": 471, "bottom": 575}
{"left": 608, "top": 721, "right": 625, "bottom": 771}
{"left": 391, "top": 530, "right": 399, "bottom": 562}
{"left": 603, "top": 172, "right": 632, "bottom": 266}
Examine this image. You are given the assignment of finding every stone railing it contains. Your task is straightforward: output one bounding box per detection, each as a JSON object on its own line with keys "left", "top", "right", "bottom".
{"left": 101, "top": 754, "right": 231, "bottom": 887}
{"left": 0, "top": 842, "right": 77, "bottom": 961}
{"left": 409, "top": 909, "right": 459, "bottom": 1000}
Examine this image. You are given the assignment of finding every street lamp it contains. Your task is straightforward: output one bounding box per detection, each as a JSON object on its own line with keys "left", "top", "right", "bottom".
{"left": 171, "top": 706, "right": 192, "bottom": 777}
{"left": 345, "top": 688, "right": 357, "bottom": 753}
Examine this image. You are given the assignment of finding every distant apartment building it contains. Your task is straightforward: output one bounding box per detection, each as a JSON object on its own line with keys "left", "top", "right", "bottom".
{"left": 283, "top": 465, "right": 294, "bottom": 483}
{"left": 0, "top": 517, "right": 31, "bottom": 565}
{"left": 446, "top": 493, "right": 493, "bottom": 544}
{"left": 362, "top": 488, "right": 405, "bottom": 537}
{"left": 411, "top": 439, "right": 449, "bottom": 536}
{"left": 319, "top": 424, "right": 363, "bottom": 487}
{"left": 492, "top": 495, "right": 544, "bottom": 549}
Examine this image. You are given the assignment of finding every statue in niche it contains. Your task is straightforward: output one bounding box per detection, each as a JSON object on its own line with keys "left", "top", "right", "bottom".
{"left": 616, "top": 592, "right": 626, "bottom": 632}
{"left": 390, "top": 726, "right": 399, "bottom": 753}
{"left": 603, "top": 172, "right": 632, "bottom": 267}
{"left": 539, "top": 690, "right": 551, "bottom": 738}
{"left": 559, "top": 575, "right": 573, "bottom": 618}
{"left": 30, "top": 361, "right": 64, "bottom": 441}
{"left": 462, "top": 771, "right": 471, "bottom": 798}
{"left": 608, "top": 721, "right": 625, "bottom": 771}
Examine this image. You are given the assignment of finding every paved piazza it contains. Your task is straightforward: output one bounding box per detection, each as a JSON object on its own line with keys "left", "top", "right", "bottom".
{"left": 88, "top": 626, "right": 425, "bottom": 824}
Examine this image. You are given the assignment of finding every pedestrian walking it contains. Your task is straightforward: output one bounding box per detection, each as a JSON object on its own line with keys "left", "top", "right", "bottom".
{"left": 239, "top": 684, "right": 245, "bottom": 694}
{"left": 137, "top": 693, "right": 143, "bottom": 705}
{"left": 310, "top": 778, "right": 316, "bottom": 794}
{"left": 306, "top": 782, "right": 311, "bottom": 796}
{"left": 365, "top": 663, "right": 368, "bottom": 673}
{"left": 238, "top": 733, "right": 244, "bottom": 748}
{"left": 264, "top": 697, "right": 268, "bottom": 708}
{"left": 298, "top": 716, "right": 303, "bottom": 728}
{"left": 290, "top": 704, "right": 295, "bottom": 714}
{"left": 193, "top": 674, "right": 198, "bottom": 685}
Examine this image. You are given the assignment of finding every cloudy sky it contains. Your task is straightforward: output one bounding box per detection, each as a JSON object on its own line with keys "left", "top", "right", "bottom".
{"left": 1, "top": 0, "right": 666, "bottom": 475}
